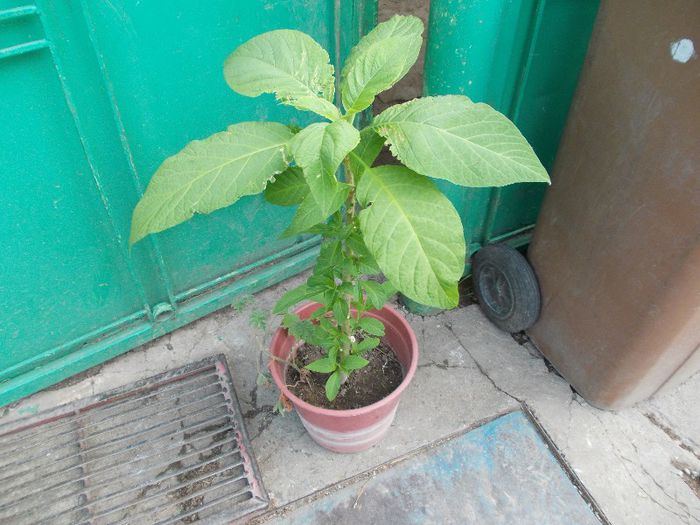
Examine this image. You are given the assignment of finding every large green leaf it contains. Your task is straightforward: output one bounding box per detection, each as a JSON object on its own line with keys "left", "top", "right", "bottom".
{"left": 224, "top": 29, "right": 340, "bottom": 120}
{"left": 372, "top": 96, "right": 550, "bottom": 187}
{"left": 341, "top": 15, "right": 423, "bottom": 115}
{"left": 290, "top": 121, "right": 359, "bottom": 215}
{"left": 130, "top": 122, "right": 293, "bottom": 245}
{"left": 264, "top": 167, "right": 308, "bottom": 206}
{"left": 348, "top": 127, "right": 385, "bottom": 180}
{"left": 357, "top": 165, "right": 465, "bottom": 308}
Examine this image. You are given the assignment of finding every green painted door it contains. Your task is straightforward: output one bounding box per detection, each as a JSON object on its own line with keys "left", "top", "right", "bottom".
{"left": 0, "top": 0, "right": 375, "bottom": 406}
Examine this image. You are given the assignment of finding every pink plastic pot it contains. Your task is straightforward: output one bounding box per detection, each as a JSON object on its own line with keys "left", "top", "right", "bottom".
{"left": 269, "top": 302, "right": 418, "bottom": 453}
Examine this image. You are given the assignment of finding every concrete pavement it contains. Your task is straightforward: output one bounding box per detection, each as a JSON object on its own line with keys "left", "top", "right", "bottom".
{"left": 3, "top": 273, "right": 698, "bottom": 524}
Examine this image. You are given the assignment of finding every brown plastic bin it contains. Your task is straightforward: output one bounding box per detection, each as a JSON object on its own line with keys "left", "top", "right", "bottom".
{"left": 527, "top": 0, "right": 700, "bottom": 409}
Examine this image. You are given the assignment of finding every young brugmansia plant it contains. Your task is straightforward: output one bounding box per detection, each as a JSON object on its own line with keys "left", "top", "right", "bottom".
{"left": 130, "top": 15, "right": 549, "bottom": 402}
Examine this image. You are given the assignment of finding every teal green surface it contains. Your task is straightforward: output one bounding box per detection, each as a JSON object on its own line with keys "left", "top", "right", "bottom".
{"left": 0, "top": 1, "right": 375, "bottom": 406}
{"left": 424, "top": 0, "right": 600, "bottom": 256}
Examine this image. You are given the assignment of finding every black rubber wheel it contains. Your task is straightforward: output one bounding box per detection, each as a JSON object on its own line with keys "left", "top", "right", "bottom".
{"left": 472, "top": 243, "right": 541, "bottom": 333}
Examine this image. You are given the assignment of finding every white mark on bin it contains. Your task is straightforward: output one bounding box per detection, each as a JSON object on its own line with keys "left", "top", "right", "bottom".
{"left": 670, "top": 38, "right": 695, "bottom": 63}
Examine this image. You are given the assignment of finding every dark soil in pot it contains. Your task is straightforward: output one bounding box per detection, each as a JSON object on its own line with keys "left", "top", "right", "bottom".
{"left": 286, "top": 339, "right": 403, "bottom": 410}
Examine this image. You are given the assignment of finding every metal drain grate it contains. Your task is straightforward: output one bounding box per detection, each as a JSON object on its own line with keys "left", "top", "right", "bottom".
{"left": 0, "top": 355, "right": 268, "bottom": 525}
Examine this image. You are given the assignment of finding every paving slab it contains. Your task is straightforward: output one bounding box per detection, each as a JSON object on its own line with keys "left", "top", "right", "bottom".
{"left": 643, "top": 372, "right": 700, "bottom": 456}
{"left": 262, "top": 411, "right": 601, "bottom": 525}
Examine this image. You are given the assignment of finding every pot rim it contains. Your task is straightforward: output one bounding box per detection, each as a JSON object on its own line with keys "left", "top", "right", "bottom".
{"left": 269, "top": 302, "right": 419, "bottom": 418}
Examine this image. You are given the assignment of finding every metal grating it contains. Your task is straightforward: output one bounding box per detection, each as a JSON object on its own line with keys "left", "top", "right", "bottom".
{"left": 0, "top": 355, "right": 268, "bottom": 525}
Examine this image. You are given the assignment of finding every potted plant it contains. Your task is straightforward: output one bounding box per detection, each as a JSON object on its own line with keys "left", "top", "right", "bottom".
{"left": 130, "top": 15, "right": 549, "bottom": 453}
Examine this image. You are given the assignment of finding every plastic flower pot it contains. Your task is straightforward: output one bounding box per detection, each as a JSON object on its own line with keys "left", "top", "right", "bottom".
{"left": 269, "top": 302, "right": 419, "bottom": 453}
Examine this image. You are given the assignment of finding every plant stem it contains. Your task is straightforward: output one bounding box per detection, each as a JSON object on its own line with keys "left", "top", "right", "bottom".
{"left": 340, "top": 157, "right": 356, "bottom": 362}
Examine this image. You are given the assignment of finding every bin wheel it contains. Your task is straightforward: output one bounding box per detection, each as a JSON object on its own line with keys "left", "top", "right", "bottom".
{"left": 472, "top": 243, "right": 541, "bottom": 333}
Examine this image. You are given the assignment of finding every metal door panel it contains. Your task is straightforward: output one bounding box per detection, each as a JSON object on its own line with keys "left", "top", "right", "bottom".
{"left": 80, "top": 0, "right": 335, "bottom": 295}
{"left": 0, "top": 0, "right": 374, "bottom": 405}
{"left": 0, "top": 9, "right": 144, "bottom": 373}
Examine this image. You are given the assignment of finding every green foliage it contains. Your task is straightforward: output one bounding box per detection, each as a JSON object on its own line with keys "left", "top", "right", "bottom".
{"left": 354, "top": 337, "right": 380, "bottom": 354}
{"left": 282, "top": 185, "right": 350, "bottom": 237}
{"left": 130, "top": 15, "right": 549, "bottom": 401}
{"left": 341, "top": 14, "right": 423, "bottom": 115}
{"left": 357, "top": 316, "right": 384, "bottom": 336}
{"left": 249, "top": 310, "right": 268, "bottom": 331}
{"left": 264, "top": 167, "right": 308, "bottom": 206}
{"left": 341, "top": 355, "right": 369, "bottom": 371}
{"left": 357, "top": 165, "right": 465, "bottom": 308}
{"left": 360, "top": 280, "right": 396, "bottom": 310}
{"left": 290, "top": 120, "right": 359, "bottom": 216}
{"left": 305, "top": 357, "right": 337, "bottom": 373}
{"left": 223, "top": 29, "right": 339, "bottom": 120}
{"left": 273, "top": 284, "right": 318, "bottom": 315}
{"left": 372, "top": 95, "right": 550, "bottom": 187}
{"left": 231, "top": 294, "right": 255, "bottom": 312}
{"left": 130, "top": 122, "right": 293, "bottom": 245}
{"left": 325, "top": 371, "right": 342, "bottom": 401}
{"left": 256, "top": 371, "right": 271, "bottom": 387}
{"left": 348, "top": 128, "right": 385, "bottom": 180}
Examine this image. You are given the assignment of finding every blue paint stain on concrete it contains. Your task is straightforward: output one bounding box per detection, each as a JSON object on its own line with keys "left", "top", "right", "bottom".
{"left": 270, "top": 411, "right": 601, "bottom": 525}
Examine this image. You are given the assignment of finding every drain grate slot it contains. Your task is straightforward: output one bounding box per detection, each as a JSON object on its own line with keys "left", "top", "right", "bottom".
{"left": 0, "top": 355, "right": 268, "bottom": 524}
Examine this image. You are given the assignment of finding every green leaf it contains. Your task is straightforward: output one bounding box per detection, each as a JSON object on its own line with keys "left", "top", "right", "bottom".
{"left": 315, "top": 239, "right": 343, "bottom": 275}
{"left": 337, "top": 281, "right": 355, "bottom": 296}
{"left": 282, "top": 185, "right": 350, "bottom": 237}
{"left": 305, "top": 212, "right": 350, "bottom": 238}
{"left": 224, "top": 29, "right": 339, "bottom": 120}
{"left": 130, "top": 123, "right": 293, "bottom": 245}
{"left": 333, "top": 300, "right": 349, "bottom": 325}
{"left": 273, "top": 284, "right": 318, "bottom": 314}
{"left": 372, "top": 95, "right": 550, "bottom": 187}
{"left": 348, "top": 128, "right": 385, "bottom": 180}
{"left": 290, "top": 121, "right": 360, "bottom": 215}
{"left": 305, "top": 357, "right": 337, "bottom": 373}
{"left": 328, "top": 345, "right": 339, "bottom": 364}
{"left": 361, "top": 280, "right": 396, "bottom": 309}
{"left": 290, "top": 96, "right": 342, "bottom": 122}
{"left": 256, "top": 371, "right": 271, "bottom": 386}
{"left": 231, "top": 294, "right": 254, "bottom": 312}
{"left": 346, "top": 228, "right": 381, "bottom": 273}
{"left": 264, "top": 167, "right": 308, "bottom": 206}
{"left": 325, "top": 371, "right": 341, "bottom": 401}
{"left": 356, "top": 258, "right": 381, "bottom": 276}
{"left": 307, "top": 272, "right": 335, "bottom": 292}
{"left": 357, "top": 165, "right": 465, "bottom": 309}
{"left": 249, "top": 310, "right": 268, "bottom": 330}
{"left": 282, "top": 312, "right": 300, "bottom": 329}
{"left": 354, "top": 337, "right": 380, "bottom": 354}
{"left": 285, "top": 316, "right": 326, "bottom": 346}
{"left": 358, "top": 316, "right": 385, "bottom": 336}
{"left": 341, "top": 355, "right": 369, "bottom": 371}
{"left": 341, "top": 15, "right": 423, "bottom": 114}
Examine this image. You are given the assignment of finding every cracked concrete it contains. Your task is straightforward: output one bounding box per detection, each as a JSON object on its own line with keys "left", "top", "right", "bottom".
{"left": 2, "top": 274, "right": 699, "bottom": 524}
{"left": 443, "top": 307, "right": 700, "bottom": 525}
